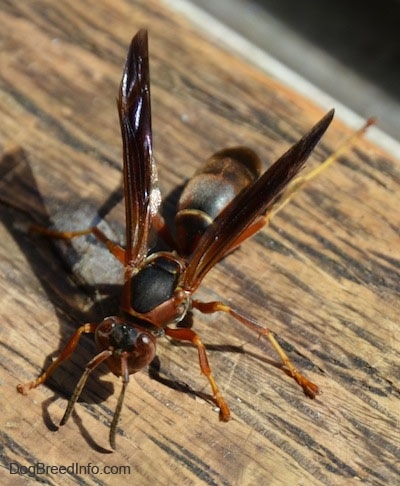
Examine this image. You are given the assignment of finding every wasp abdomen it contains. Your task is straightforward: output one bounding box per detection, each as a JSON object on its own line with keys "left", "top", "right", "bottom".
{"left": 176, "top": 147, "right": 262, "bottom": 254}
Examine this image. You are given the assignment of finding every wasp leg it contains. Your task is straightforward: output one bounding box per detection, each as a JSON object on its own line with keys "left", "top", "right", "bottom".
{"left": 165, "top": 327, "right": 231, "bottom": 421}
{"left": 29, "top": 224, "right": 126, "bottom": 263}
{"left": 17, "top": 323, "right": 97, "bottom": 394}
{"left": 193, "top": 300, "right": 319, "bottom": 398}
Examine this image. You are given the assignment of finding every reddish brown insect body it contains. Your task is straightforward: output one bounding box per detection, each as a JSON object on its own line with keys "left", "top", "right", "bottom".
{"left": 18, "top": 30, "right": 337, "bottom": 449}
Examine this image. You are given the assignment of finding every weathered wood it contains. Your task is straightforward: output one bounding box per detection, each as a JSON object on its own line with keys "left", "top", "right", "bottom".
{"left": 0, "top": 1, "right": 398, "bottom": 484}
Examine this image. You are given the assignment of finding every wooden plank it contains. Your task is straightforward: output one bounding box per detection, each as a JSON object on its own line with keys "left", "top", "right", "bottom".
{"left": 0, "top": 0, "right": 398, "bottom": 484}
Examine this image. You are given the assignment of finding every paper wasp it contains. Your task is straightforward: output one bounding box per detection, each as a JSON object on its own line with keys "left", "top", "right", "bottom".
{"left": 17, "top": 29, "right": 370, "bottom": 448}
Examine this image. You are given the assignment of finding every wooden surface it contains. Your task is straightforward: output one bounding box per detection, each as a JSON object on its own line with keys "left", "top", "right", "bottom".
{"left": 0, "top": 1, "right": 399, "bottom": 485}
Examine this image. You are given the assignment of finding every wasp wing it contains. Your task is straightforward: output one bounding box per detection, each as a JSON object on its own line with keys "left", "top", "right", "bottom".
{"left": 118, "top": 29, "right": 161, "bottom": 266}
{"left": 183, "top": 109, "right": 334, "bottom": 291}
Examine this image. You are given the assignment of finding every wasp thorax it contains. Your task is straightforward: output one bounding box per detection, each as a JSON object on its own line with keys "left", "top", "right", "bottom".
{"left": 130, "top": 256, "right": 182, "bottom": 314}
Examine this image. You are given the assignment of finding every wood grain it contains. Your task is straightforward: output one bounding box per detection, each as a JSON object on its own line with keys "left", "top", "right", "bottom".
{"left": 0, "top": 1, "right": 399, "bottom": 485}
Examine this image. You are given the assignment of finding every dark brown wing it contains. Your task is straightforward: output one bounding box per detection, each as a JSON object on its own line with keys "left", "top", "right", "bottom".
{"left": 118, "top": 29, "right": 161, "bottom": 266}
{"left": 182, "top": 109, "right": 334, "bottom": 291}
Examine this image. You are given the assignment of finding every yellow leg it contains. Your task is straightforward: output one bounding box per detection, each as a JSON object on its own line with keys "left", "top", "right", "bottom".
{"left": 193, "top": 300, "right": 319, "bottom": 398}
{"left": 268, "top": 117, "right": 375, "bottom": 220}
